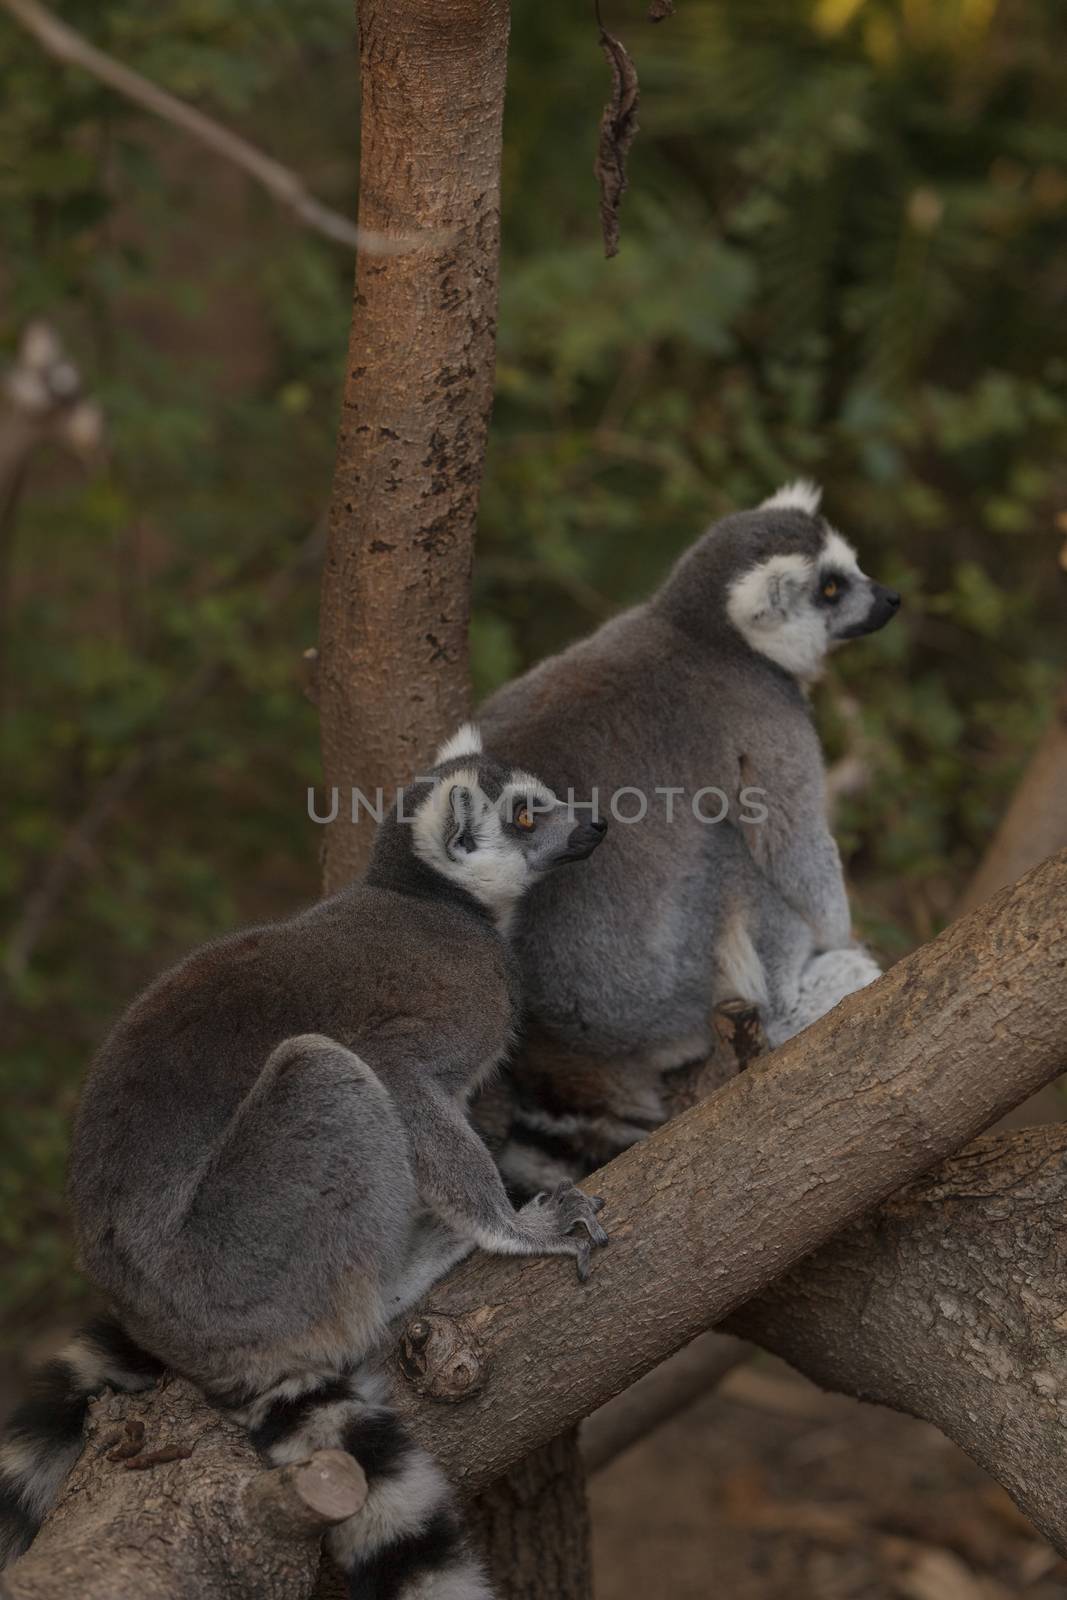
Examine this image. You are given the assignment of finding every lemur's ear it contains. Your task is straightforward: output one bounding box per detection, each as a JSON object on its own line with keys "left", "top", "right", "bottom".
{"left": 446, "top": 785, "right": 477, "bottom": 856}
{"left": 764, "top": 565, "right": 807, "bottom": 618}
{"left": 761, "top": 479, "right": 822, "bottom": 516}
{"left": 435, "top": 722, "right": 482, "bottom": 765}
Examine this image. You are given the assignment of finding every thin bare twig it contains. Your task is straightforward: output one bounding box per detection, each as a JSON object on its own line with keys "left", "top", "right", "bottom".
{"left": 0, "top": 0, "right": 436, "bottom": 255}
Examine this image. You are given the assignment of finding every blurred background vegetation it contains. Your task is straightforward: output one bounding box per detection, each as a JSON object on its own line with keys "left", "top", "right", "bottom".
{"left": 1, "top": 0, "right": 1065, "bottom": 1346}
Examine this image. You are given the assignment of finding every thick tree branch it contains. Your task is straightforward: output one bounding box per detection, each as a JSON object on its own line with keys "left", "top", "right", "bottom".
{"left": 469, "top": 1432, "right": 592, "bottom": 1600}
{"left": 318, "top": 0, "right": 510, "bottom": 889}
{"left": 390, "top": 851, "right": 1067, "bottom": 1491}
{"left": 725, "top": 1122, "right": 1067, "bottom": 1557}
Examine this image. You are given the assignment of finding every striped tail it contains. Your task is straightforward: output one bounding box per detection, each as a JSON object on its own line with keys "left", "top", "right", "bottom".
{"left": 245, "top": 1368, "right": 492, "bottom": 1600}
{"left": 0, "top": 1315, "right": 162, "bottom": 1567}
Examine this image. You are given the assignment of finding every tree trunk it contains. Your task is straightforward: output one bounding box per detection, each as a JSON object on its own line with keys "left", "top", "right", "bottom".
{"left": 469, "top": 1432, "right": 592, "bottom": 1600}
{"left": 318, "top": 0, "right": 510, "bottom": 891}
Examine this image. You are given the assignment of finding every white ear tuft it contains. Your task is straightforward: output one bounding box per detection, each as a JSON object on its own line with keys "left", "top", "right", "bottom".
{"left": 761, "top": 479, "right": 823, "bottom": 517}
{"left": 434, "top": 722, "right": 483, "bottom": 766}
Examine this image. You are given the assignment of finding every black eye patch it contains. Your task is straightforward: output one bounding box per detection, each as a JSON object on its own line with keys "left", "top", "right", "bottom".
{"left": 818, "top": 571, "right": 849, "bottom": 604}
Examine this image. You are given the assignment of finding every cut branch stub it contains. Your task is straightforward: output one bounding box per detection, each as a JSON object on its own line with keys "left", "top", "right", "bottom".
{"left": 245, "top": 1451, "right": 367, "bottom": 1539}
{"left": 1, "top": 1378, "right": 334, "bottom": 1600}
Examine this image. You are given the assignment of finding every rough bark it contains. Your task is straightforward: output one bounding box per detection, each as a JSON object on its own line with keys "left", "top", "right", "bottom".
{"left": 391, "top": 851, "right": 1067, "bottom": 1487}
{"left": 0, "top": 1379, "right": 364, "bottom": 1600}
{"left": 318, "top": 0, "right": 510, "bottom": 890}
{"left": 957, "top": 675, "right": 1067, "bottom": 917}
{"left": 725, "top": 1123, "right": 1067, "bottom": 1557}
{"left": 469, "top": 1432, "right": 592, "bottom": 1600}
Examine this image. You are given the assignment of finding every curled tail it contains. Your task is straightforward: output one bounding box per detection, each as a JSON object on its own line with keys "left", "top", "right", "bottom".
{"left": 243, "top": 1368, "right": 491, "bottom": 1600}
{"left": 0, "top": 1315, "right": 162, "bottom": 1567}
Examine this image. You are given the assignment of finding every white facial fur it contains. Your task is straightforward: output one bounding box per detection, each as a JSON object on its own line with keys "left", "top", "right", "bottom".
{"left": 821, "top": 528, "right": 860, "bottom": 574}
{"left": 726, "top": 520, "right": 867, "bottom": 681}
{"left": 411, "top": 768, "right": 559, "bottom": 932}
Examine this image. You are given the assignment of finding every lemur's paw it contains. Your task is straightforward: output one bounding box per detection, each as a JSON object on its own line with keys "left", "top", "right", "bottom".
{"left": 524, "top": 1182, "right": 609, "bottom": 1278}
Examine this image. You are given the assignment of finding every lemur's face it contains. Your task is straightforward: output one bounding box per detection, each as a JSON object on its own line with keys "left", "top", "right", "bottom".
{"left": 725, "top": 480, "right": 900, "bottom": 680}
{"left": 412, "top": 725, "right": 607, "bottom": 929}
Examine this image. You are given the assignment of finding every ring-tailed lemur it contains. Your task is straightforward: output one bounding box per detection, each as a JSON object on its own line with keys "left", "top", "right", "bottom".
{"left": 477, "top": 481, "right": 901, "bottom": 1197}
{"left": 0, "top": 740, "right": 608, "bottom": 1596}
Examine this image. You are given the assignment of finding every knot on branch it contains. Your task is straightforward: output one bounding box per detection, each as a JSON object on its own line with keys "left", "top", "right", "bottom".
{"left": 397, "top": 1312, "right": 487, "bottom": 1402}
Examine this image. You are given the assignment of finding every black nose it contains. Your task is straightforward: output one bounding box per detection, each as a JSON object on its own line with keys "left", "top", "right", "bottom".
{"left": 839, "top": 582, "right": 902, "bottom": 639}
{"left": 558, "top": 816, "right": 608, "bottom": 865}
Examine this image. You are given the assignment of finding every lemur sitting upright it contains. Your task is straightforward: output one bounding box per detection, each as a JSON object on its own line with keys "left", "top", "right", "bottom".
{"left": 0, "top": 740, "right": 608, "bottom": 1598}
{"left": 477, "top": 481, "right": 900, "bottom": 1196}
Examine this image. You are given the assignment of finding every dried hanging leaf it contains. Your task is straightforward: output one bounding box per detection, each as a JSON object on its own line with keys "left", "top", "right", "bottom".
{"left": 648, "top": 0, "right": 675, "bottom": 19}
{"left": 594, "top": 28, "right": 640, "bottom": 258}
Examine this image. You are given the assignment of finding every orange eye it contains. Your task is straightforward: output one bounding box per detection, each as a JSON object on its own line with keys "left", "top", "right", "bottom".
{"left": 514, "top": 805, "right": 535, "bottom": 831}
{"left": 822, "top": 578, "right": 838, "bottom": 600}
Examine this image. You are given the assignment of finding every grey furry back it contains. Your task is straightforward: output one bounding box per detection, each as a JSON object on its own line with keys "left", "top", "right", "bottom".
{"left": 480, "top": 493, "right": 893, "bottom": 1092}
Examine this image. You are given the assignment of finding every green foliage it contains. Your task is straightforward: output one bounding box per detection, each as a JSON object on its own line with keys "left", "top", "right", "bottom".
{"left": 1, "top": 0, "right": 1065, "bottom": 1339}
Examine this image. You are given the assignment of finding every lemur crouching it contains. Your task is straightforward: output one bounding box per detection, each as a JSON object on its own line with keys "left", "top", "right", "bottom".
{"left": 479, "top": 481, "right": 898, "bottom": 1197}
{"left": 0, "top": 740, "right": 608, "bottom": 1598}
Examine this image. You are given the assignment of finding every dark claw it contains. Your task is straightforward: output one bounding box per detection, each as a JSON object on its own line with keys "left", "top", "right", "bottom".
{"left": 574, "top": 1241, "right": 592, "bottom": 1282}
{"left": 576, "top": 1214, "right": 609, "bottom": 1246}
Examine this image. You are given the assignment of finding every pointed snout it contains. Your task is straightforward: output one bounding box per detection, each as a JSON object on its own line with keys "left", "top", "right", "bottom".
{"left": 867, "top": 582, "right": 901, "bottom": 631}
{"left": 840, "top": 581, "right": 902, "bottom": 639}
{"left": 873, "top": 582, "right": 901, "bottom": 613}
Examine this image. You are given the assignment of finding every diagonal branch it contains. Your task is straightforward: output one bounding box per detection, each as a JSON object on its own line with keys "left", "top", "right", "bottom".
{"left": 0, "top": 0, "right": 430, "bottom": 254}
{"left": 389, "top": 852, "right": 1067, "bottom": 1501}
